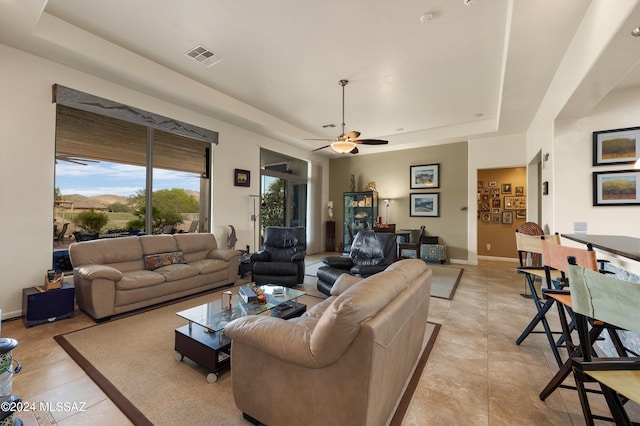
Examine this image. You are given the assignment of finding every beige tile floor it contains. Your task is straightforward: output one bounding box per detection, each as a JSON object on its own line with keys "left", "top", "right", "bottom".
{"left": 2, "top": 258, "right": 638, "bottom": 425}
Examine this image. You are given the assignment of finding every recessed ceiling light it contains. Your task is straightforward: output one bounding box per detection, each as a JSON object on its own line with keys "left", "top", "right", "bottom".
{"left": 322, "top": 124, "right": 336, "bottom": 128}
{"left": 632, "top": 26, "right": 640, "bottom": 37}
{"left": 185, "top": 45, "right": 222, "bottom": 67}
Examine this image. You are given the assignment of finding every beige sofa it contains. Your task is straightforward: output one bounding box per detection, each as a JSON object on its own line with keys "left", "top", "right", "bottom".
{"left": 69, "top": 233, "right": 240, "bottom": 321}
{"left": 224, "top": 258, "right": 431, "bottom": 426}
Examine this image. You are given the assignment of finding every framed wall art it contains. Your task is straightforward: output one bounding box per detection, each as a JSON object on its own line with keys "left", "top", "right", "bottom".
{"left": 593, "top": 126, "right": 640, "bottom": 166}
{"left": 410, "top": 164, "right": 439, "bottom": 189}
{"left": 234, "top": 168, "right": 250, "bottom": 187}
{"left": 410, "top": 193, "right": 439, "bottom": 217}
{"left": 502, "top": 183, "right": 512, "bottom": 194}
{"left": 504, "top": 196, "right": 526, "bottom": 210}
{"left": 592, "top": 169, "right": 640, "bottom": 206}
{"left": 502, "top": 211, "right": 513, "bottom": 224}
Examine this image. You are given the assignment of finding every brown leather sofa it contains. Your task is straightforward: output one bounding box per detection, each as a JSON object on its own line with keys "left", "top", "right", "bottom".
{"left": 224, "top": 258, "right": 432, "bottom": 426}
{"left": 69, "top": 233, "right": 240, "bottom": 321}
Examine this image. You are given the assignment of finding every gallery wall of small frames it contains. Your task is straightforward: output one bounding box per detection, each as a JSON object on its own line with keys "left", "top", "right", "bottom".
{"left": 477, "top": 180, "right": 526, "bottom": 224}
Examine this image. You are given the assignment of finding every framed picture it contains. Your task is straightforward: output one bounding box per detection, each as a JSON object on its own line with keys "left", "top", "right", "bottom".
{"left": 592, "top": 170, "right": 640, "bottom": 206}
{"left": 491, "top": 188, "right": 500, "bottom": 197}
{"left": 410, "top": 164, "right": 440, "bottom": 189}
{"left": 481, "top": 212, "right": 490, "bottom": 222}
{"left": 492, "top": 199, "right": 500, "bottom": 208}
{"left": 491, "top": 215, "right": 501, "bottom": 224}
{"left": 504, "top": 196, "right": 526, "bottom": 210}
{"left": 410, "top": 193, "right": 440, "bottom": 217}
{"left": 492, "top": 208, "right": 500, "bottom": 214}
{"left": 515, "top": 186, "right": 524, "bottom": 195}
{"left": 488, "top": 181, "right": 498, "bottom": 187}
{"left": 593, "top": 126, "right": 640, "bottom": 166}
{"left": 502, "top": 211, "right": 513, "bottom": 224}
{"left": 480, "top": 202, "right": 489, "bottom": 211}
{"left": 502, "top": 183, "right": 512, "bottom": 194}
{"left": 516, "top": 210, "right": 526, "bottom": 219}
{"left": 234, "top": 168, "right": 250, "bottom": 187}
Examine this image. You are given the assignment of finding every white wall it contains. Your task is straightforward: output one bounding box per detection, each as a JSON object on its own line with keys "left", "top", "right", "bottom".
{"left": 0, "top": 44, "right": 328, "bottom": 318}
{"left": 467, "top": 134, "right": 528, "bottom": 264}
{"left": 526, "top": 1, "right": 639, "bottom": 232}
{"left": 554, "top": 86, "right": 640, "bottom": 238}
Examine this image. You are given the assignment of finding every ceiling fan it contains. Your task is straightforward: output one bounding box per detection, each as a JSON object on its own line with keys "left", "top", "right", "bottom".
{"left": 309, "top": 79, "right": 388, "bottom": 154}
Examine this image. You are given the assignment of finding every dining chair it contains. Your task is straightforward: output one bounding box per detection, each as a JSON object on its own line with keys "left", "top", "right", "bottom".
{"left": 514, "top": 231, "right": 564, "bottom": 365}
{"left": 567, "top": 261, "right": 640, "bottom": 425}
{"left": 539, "top": 242, "right": 628, "bottom": 400}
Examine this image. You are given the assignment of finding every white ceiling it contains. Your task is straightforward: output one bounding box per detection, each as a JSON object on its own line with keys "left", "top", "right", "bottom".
{"left": 2, "top": 0, "right": 639, "bottom": 157}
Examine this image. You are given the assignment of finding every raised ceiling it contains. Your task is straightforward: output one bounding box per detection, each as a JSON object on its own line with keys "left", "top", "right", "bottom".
{"left": 1, "top": 0, "right": 638, "bottom": 156}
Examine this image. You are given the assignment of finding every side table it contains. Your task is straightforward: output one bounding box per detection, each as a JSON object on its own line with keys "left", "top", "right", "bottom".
{"left": 22, "top": 282, "right": 75, "bottom": 327}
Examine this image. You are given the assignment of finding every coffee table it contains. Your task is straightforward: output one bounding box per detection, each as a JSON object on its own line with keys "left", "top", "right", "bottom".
{"left": 174, "top": 285, "right": 306, "bottom": 382}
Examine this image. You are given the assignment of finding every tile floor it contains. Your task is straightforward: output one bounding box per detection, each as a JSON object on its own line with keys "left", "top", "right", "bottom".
{"left": 2, "top": 257, "right": 638, "bottom": 425}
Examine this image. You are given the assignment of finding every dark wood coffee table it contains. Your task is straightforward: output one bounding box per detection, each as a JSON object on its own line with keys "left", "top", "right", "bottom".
{"left": 174, "top": 285, "right": 306, "bottom": 382}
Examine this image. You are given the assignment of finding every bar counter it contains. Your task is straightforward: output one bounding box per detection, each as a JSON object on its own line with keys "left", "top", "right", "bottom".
{"left": 561, "top": 234, "right": 640, "bottom": 262}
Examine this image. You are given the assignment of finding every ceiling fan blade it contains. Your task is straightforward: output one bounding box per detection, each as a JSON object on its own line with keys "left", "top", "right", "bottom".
{"left": 312, "top": 145, "right": 331, "bottom": 152}
{"left": 355, "top": 139, "right": 388, "bottom": 145}
{"left": 350, "top": 146, "right": 359, "bottom": 154}
{"left": 344, "top": 131, "right": 361, "bottom": 140}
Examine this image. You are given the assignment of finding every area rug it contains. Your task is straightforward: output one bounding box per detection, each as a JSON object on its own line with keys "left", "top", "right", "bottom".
{"left": 305, "top": 260, "right": 463, "bottom": 300}
{"left": 54, "top": 290, "right": 440, "bottom": 425}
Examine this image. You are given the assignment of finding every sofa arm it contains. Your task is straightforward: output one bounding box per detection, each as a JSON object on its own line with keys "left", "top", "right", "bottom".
{"left": 322, "top": 255, "right": 353, "bottom": 270}
{"left": 208, "top": 248, "right": 241, "bottom": 262}
{"left": 250, "top": 251, "right": 270, "bottom": 262}
{"left": 75, "top": 264, "right": 123, "bottom": 281}
{"left": 225, "top": 316, "right": 328, "bottom": 369}
{"left": 291, "top": 251, "right": 306, "bottom": 262}
{"left": 350, "top": 264, "right": 387, "bottom": 277}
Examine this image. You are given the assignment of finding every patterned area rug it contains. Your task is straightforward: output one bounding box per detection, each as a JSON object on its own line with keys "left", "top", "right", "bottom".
{"left": 55, "top": 287, "right": 440, "bottom": 425}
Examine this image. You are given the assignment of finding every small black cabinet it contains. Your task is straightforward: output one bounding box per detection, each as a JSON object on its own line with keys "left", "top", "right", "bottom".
{"left": 22, "top": 282, "right": 75, "bottom": 327}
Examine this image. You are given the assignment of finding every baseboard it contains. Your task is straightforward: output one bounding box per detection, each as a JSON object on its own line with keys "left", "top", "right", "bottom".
{"left": 477, "top": 255, "right": 519, "bottom": 262}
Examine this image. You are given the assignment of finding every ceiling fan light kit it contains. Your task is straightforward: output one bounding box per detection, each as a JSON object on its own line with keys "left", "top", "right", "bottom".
{"left": 331, "top": 140, "right": 357, "bottom": 154}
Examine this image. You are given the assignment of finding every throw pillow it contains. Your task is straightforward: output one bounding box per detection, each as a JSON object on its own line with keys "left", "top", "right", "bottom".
{"left": 144, "top": 251, "right": 185, "bottom": 271}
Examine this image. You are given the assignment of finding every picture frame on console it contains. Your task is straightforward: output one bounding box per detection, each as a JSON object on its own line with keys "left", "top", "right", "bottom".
{"left": 592, "top": 126, "right": 640, "bottom": 166}
{"left": 592, "top": 169, "right": 640, "bottom": 206}
{"left": 410, "top": 164, "right": 439, "bottom": 189}
{"left": 410, "top": 193, "right": 439, "bottom": 217}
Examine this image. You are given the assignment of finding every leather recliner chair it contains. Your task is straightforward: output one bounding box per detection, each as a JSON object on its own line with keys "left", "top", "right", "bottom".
{"left": 316, "top": 230, "right": 396, "bottom": 296}
{"left": 251, "top": 226, "right": 306, "bottom": 287}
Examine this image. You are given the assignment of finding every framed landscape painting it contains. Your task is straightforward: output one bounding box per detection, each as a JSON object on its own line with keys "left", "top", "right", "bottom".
{"left": 410, "top": 164, "right": 439, "bottom": 189}
{"left": 410, "top": 193, "right": 439, "bottom": 217}
{"left": 592, "top": 170, "right": 640, "bottom": 206}
{"left": 593, "top": 126, "right": 640, "bottom": 166}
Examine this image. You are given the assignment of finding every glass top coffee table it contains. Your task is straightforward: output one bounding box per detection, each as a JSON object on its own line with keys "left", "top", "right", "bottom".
{"left": 174, "top": 285, "right": 306, "bottom": 382}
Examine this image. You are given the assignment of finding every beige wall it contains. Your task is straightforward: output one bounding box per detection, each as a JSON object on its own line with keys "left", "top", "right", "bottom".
{"left": 477, "top": 167, "right": 526, "bottom": 258}
{"left": 328, "top": 142, "right": 469, "bottom": 262}
{"left": 0, "top": 44, "right": 329, "bottom": 317}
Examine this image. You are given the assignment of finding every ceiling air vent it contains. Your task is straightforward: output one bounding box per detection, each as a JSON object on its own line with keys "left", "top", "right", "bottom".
{"left": 185, "top": 45, "right": 222, "bottom": 67}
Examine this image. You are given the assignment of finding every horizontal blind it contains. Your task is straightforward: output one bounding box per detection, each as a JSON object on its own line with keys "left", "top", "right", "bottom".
{"left": 56, "top": 105, "right": 208, "bottom": 175}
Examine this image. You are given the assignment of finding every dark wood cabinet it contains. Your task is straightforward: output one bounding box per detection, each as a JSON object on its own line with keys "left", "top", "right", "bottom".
{"left": 326, "top": 221, "right": 336, "bottom": 252}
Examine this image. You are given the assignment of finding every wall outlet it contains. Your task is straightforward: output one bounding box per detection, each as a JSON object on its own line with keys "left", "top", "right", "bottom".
{"left": 486, "top": 243, "right": 491, "bottom": 251}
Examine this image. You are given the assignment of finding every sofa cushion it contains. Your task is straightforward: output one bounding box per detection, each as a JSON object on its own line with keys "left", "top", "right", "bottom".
{"left": 330, "top": 273, "right": 363, "bottom": 296}
{"left": 154, "top": 264, "right": 199, "bottom": 281}
{"left": 309, "top": 269, "right": 409, "bottom": 363}
{"left": 139, "top": 234, "right": 179, "bottom": 256}
{"left": 116, "top": 270, "right": 166, "bottom": 290}
{"left": 174, "top": 233, "right": 218, "bottom": 262}
{"left": 188, "top": 258, "right": 229, "bottom": 274}
{"left": 144, "top": 251, "right": 185, "bottom": 271}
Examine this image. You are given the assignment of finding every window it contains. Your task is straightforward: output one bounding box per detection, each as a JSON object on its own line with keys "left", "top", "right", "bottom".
{"left": 53, "top": 86, "right": 216, "bottom": 243}
{"left": 259, "top": 149, "right": 307, "bottom": 247}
